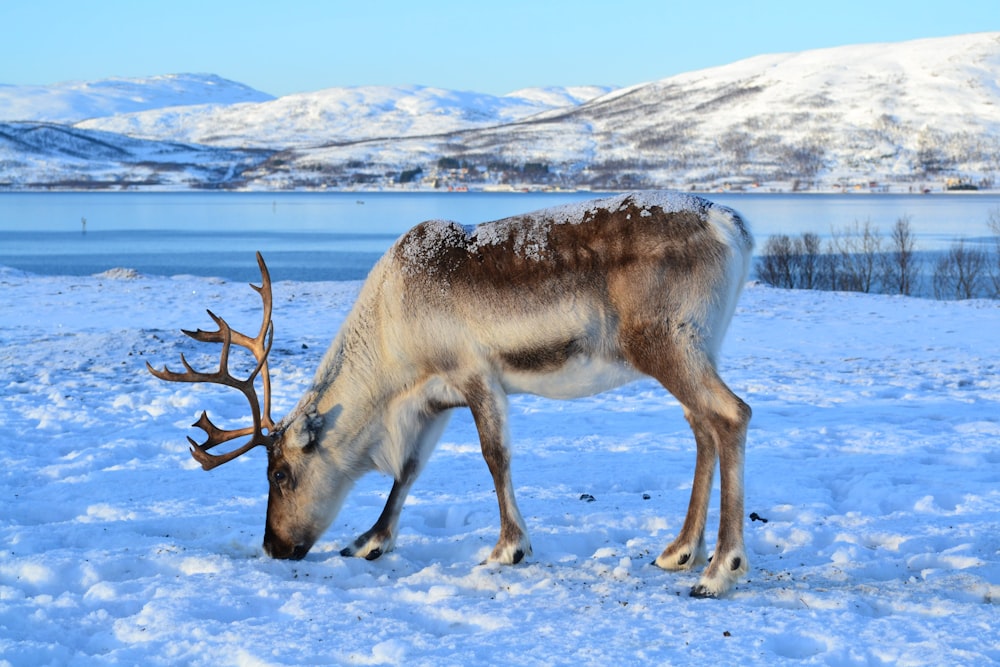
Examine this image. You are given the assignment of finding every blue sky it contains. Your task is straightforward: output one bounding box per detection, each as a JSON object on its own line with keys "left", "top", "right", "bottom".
{"left": 1, "top": 0, "right": 996, "bottom": 96}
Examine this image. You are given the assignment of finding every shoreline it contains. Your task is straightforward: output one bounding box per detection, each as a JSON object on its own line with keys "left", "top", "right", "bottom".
{"left": 2, "top": 184, "right": 999, "bottom": 196}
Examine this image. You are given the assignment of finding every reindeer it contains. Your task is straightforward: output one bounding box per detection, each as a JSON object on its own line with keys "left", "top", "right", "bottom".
{"left": 148, "top": 192, "right": 754, "bottom": 598}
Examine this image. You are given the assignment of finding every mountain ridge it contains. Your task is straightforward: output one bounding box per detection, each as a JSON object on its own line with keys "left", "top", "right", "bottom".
{"left": 74, "top": 83, "right": 616, "bottom": 148}
{"left": 0, "top": 73, "right": 275, "bottom": 124}
{"left": 2, "top": 32, "right": 998, "bottom": 191}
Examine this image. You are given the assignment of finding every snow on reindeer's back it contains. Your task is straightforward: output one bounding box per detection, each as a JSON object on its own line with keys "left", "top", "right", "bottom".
{"left": 532, "top": 191, "right": 715, "bottom": 223}
{"left": 469, "top": 191, "right": 751, "bottom": 260}
{"left": 393, "top": 192, "right": 742, "bottom": 273}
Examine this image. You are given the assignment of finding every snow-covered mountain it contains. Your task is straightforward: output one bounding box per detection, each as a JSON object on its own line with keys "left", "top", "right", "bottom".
{"left": 256, "top": 32, "right": 1000, "bottom": 192}
{"left": 0, "top": 121, "right": 268, "bottom": 189}
{"left": 75, "top": 84, "right": 616, "bottom": 148}
{"left": 2, "top": 33, "right": 999, "bottom": 191}
{"left": 0, "top": 73, "right": 274, "bottom": 124}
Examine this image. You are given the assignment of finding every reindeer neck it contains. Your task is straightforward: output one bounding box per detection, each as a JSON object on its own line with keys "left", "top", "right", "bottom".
{"left": 295, "top": 270, "right": 416, "bottom": 476}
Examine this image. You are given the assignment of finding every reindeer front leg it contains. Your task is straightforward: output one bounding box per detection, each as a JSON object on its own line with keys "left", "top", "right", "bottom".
{"left": 464, "top": 377, "right": 532, "bottom": 564}
{"left": 340, "top": 457, "right": 421, "bottom": 560}
{"left": 342, "top": 410, "right": 452, "bottom": 560}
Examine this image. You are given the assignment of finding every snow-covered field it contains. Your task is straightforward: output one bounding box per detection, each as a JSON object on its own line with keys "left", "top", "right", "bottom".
{"left": 2, "top": 266, "right": 998, "bottom": 666}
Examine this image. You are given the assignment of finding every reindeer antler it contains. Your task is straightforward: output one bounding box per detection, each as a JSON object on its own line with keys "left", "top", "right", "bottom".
{"left": 148, "top": 252, "right": 276, "bottom": 470}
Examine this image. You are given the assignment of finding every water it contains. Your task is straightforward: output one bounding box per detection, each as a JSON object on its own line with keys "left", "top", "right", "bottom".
{"left": 2, "top": 191, "right": 999, "bottom": 282}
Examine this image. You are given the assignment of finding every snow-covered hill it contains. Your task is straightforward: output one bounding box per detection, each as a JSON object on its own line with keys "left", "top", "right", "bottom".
{"left": 75, "top": 84, "right": 615, "bottom": 148}
{"left": 261, "top": 32, "right": 1000, "bottom": 191}
{"left": 0, "top": 73, "right": 274, "bottom": 124}
{"left": 571, "top": 31, "right": 1000, "bottom": 188}
{"left": 2, "top": 33, "right": 999, "bottom": 191}
{"left": 0, "top": 121, "right": 269, "bottom": 189}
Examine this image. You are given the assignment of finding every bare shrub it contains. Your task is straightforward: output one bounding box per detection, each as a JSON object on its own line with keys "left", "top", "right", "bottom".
{"left": 828, "top": 220, "right": 883, "bottom": 293}
{"left": 756, "top": 232, "right": 823, "bottom": 289}
{"left": 818, "top": 249, "right": 839, "bottom": 291}
{"left": 757, "top": 234, "right": 794, "bottom": 288}
{"left": 933, "top": 239, "right": 988, "bottom": 300}
{"left": 794, "top": 232, "right": 822, "bottom": 289}
{"left": 881, "top": 215, "right": 920, "bottom": 296}
{"left": 989, "top": 208, "right": 1000, "bottom": 298}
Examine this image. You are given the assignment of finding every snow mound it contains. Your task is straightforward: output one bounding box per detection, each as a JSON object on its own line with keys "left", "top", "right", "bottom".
{"left": 94, "top": 267, "right": 144, "bottom": 280}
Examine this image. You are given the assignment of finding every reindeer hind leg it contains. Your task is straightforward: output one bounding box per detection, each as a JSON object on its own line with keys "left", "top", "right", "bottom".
{"left": 622, "top": 323, "right": 750, "bottom": 597}
{"left": 655, "top": 405, "right": 714, "bottom": 572}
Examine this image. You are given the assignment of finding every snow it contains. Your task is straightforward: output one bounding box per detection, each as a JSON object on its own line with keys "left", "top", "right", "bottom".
{"left": 222, "top": 31, "right": 1000, "bottom": 192}
{"left": 2, "top": 266, "right": 999, "bottom": 665}
{"left": 398, "top": 193, "right": 720, "bottom": 268}
{"left": 0, "top": 74, "right": 274, "bottom": 124}
{"left": 663, "top": 32, "right": 1000, "bottom": 131}
{"left": 73, "top": 84, "right": 612, "bottom": 149}
{"left": 504, "top": 85, "right": 616, "bottom": 108}
{"left": 3, "top": 34, "right": 1000, "bottom": 191}
{"left": 464, "top": 192, "right": 722, "bottom": 260}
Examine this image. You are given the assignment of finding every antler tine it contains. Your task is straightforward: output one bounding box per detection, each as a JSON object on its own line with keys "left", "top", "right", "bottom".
{"left": 186, "top": 253, "right": 272, "bottom": 346}
{"left": 147, "top": 252, "right": 278, "bottom": 469}
{"left": 191, "top": 411, "right": 255, "bottom": 450}
{"left": 188, "top": 434, "right": 262, "bottom": 471}
{"left": 145, "top": 323, "right": 240, "bottom": 389}
{"left": 252, "top": 251, "right": 273, "bottom": 338}
{"left": 187, "top": 412, "right": 267, "bottom": 471}
{"left": 253, "top": 252, "right": 275, "bottom": 431}
{"left": 174, "top": 255, "right": 275, "bottom": 430}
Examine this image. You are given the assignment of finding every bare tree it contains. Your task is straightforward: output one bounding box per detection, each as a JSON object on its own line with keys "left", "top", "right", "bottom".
{"left": 829, "top": 220, "right": 883, "bottom": 293}
{"left": 794, "top": 232, "right": 822, "bottom": 289}
{"left": 818, "top": 241, "right": 840, "bottom": 291}
{"left": 757, "top": 232, "right": 823, "bottom": 289}
{"left": 988, "top": 208, "right": 1000, "bottom": 298}
{"left": 757, "top": 234, "right": 795, "bottom": 288}
{"left": 881, "top": 215, "right": 920, "bottom": 296}
{"left": 933, "top": 239, "right": 988, "bottom": 300}
{"left": 756, "top": 213, "right": 996, "bottom": 300}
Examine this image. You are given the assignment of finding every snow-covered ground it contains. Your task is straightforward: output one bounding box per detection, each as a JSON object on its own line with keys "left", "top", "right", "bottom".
{"left": 1, "top": 266, "right": 998, "bottom": 666}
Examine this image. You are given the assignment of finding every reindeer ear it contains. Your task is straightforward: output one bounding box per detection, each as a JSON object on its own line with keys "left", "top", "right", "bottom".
{"left": 306, "top": 408, "right": 324, "bottom": 433}
{"left": 303, "top": 410, "right": 325, "bottom": 454}
{"left": 283, "top": 409, "right": 324, "bottom": 452}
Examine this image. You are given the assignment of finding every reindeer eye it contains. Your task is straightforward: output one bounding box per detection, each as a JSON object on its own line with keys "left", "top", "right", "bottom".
{"left": 271, "top": 469, "right": 289, "bottom": 485}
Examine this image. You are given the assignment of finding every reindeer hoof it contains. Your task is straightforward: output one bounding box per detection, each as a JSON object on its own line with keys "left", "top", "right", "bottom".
{"left": 689, "top": 584, "right": 718, "bottom": 599}
{"left": 340, "top": 545, "right": 385, "bottom": 560}
{"left": 486, "top": 538, "right": 532, "bottom": 565}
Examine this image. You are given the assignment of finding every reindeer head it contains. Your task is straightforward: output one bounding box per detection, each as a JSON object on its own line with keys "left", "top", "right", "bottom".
{"left": 147, "top": 253, "right": 330, "bottom": 560}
